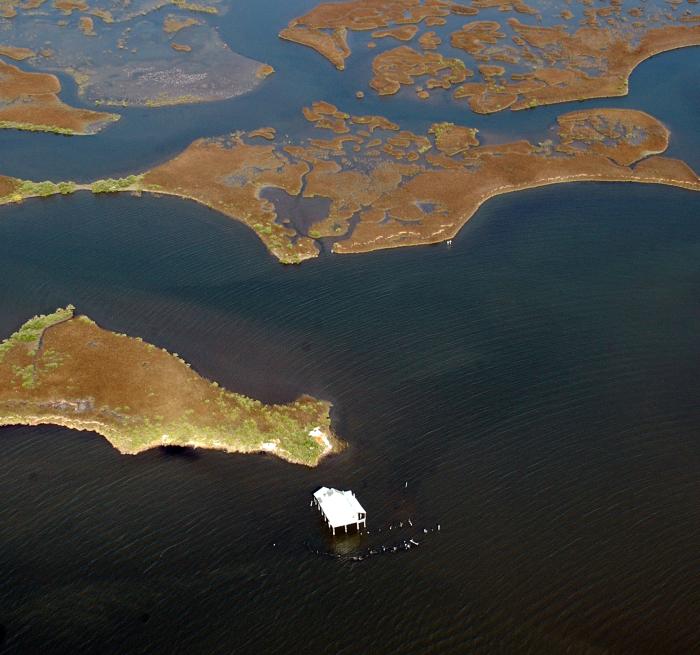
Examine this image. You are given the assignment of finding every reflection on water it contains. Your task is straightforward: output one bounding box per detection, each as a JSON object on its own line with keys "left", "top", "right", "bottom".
{"left": 0, "top": 183, "right": 699, "bottom": 653}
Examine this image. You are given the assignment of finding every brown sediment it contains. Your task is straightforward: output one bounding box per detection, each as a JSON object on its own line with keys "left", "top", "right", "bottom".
{"left": 88, "top": 7, "right": 113, "bottom": 22}
{"left": 303, "top": 100, "right": 351, "bottom": 133}
{"left": 418, "top": 30, "right": 441, "bottom": 49}
{"left": 350, "top": 113, "right": 399, "bottom": 131}
{"left": 78, "top": 15, "right": 95, "bottom": 36}
{"left": 0, "top": 2, "right": 17, "bottom": 17}
{"left": 478, "top": 64, "right": 506, "bottom": 77}
{"left": 502, "top": 21, "right": 700, "bottom": 111}
{"left": 256, "top": 63, "right": 275, "bottom": 78}
{"left": 279, "top": 24, "right": 350, "bottom": 69}
{"left": 249, "top": 127, "right": 277, "bottom": 140}
{"left": 556, "top": 109, "right": 668, "bottom": 166}
{"left": 0, "top": 308, "right": 337, "bottom": 466}
{"left": 0, "top": 175, "right": 18, "bottom": 198}
{"left": 450, "top": 20, "right": 506, "bottom": 54}
{"left": 633, "top": 156, "right": 700, "bottom": 184}
{"left": 171, "top": 42, "right": 191, "bottom": 52}
{"left": 450, "top": 2, "right": 478, "bottom": 15}
{"left": 370, "top": 46, "right": 470, "bottom": 95}
{"left": 0, "top": 45, "right": 35, "bottom": 60}
{"left": 52, "top": 0, "right": 86, "bottom": 13}
{"left": 301, "top": 159, "right": 420, "bottom": 237}
{"left": 446, "top": 22, "right": 700, "bottom": 113}
{"left": 371, "top": 25, "right": 419, "bottom": 40}
{"left": 279, "top": 0, "right": 456, "bottom": 69}
{"left": 163, "top": 15, "right": 201, "bottom": 33}
{"left": 0, "top": 59, "right": 119, "bottom": 134}
{"left": 471, "top": 0, "right": 537, "bottom": 14}
{"left": 429, "top": 122, "right": 479, "bottom": 155}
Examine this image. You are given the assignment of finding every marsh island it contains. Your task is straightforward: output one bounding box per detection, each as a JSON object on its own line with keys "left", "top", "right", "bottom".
{"left": 0, "top": 307, "right": 336, "bottom": 466}
{"left": 0, "top": 106, "right": 698, "bottom": 262}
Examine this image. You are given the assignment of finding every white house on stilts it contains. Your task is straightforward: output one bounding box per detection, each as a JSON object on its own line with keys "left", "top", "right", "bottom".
{"left": 313, "top": 487, "right": 366, "bottom": 535}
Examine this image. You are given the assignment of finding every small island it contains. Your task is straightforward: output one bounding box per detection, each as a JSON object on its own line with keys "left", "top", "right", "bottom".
{"left": 0, "top": 307, "right": 337, "bottom": 466}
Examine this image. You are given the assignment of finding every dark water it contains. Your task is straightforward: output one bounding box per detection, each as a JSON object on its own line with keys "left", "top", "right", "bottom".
{"left": 1, "top": 184, "right": 699, "bottom": 654}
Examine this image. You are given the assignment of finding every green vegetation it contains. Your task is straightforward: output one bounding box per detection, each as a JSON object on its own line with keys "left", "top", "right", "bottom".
{"left": 171, "top": 0, "right": 219, "bottom": 14}
{"left": 12, "top": 364, "right": 35, "bottom": 389}
{"left": 17, "top": 180, "right": 77, "bottom": 198}
{"left": 90, "top": 175, "right": 143, "bottom": 193}
{"left": 0, "top": 176, "right": 142, "bottom": 205}
{"left": 0, "top": 306, "right": 74, "bottom": 364}
{"left": 0, "top": 121, "right": 78, "bottom": 135}
{"left": 429, "top": 122, "right": 454, "bottom": 139}
{"left": 0, "top": 113, "right": 119, "bottom": 135}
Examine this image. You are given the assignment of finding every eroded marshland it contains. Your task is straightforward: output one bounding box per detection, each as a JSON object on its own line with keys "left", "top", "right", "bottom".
{"left": 0, "top": 105, "right": 698, "bottom": 262}
{"left": 0, "top": 0, "right": 272, "bottom": 108}
{"left": 280, "top": 0, "right": 700, "bottom": 112}
{"left": 0, "top": 307, "right": 337, "bottom": 466}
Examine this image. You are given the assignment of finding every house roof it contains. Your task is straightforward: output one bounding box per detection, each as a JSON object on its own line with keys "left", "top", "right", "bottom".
{"left": 314, "top": 487, "right": 366, "bottom": 528}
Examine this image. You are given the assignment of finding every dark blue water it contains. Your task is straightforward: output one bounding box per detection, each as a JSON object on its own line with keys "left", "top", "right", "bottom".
{"left": 1, "top": 183, "right": 699, "bottom": 653}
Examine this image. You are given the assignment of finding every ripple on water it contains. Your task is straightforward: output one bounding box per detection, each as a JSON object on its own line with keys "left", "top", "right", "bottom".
{"left": 0, "top": 183, "right": 699, "bottom": 653}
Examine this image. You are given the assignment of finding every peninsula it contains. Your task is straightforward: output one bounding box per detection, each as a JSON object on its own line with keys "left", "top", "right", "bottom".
{"left": 0, "top": 106, "right": 697, "bottom": 262}
{"left": 0, "top": 307, "right": 336, "bottom": 466}
{"left": 0, "top": 58, "right": 118, "bottom": 135}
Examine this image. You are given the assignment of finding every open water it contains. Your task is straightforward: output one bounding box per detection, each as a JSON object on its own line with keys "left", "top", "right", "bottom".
{"left": 0, "top": 2, "right": 699, "bottom": 653}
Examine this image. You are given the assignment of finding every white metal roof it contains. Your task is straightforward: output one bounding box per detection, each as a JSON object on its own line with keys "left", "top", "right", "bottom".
{"left": 314, "top": 487, "right": 366, "bottom": 528}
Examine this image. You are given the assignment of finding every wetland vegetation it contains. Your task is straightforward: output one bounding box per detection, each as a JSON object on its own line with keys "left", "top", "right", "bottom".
{"left": 0, "top": 105, "right": 697, "bottom": 263}
{"left": 0, "top": 307, "right": 336, "bottom": 466}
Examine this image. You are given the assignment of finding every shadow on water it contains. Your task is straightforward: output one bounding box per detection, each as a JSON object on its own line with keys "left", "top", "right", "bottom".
{"left": 157, "top": 445, "right": 200, "bottom": 459}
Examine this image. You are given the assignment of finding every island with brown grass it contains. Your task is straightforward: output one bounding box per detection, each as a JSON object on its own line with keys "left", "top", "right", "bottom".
{"left": 0, "top": 307, "right": 337, "bottom": 466}
{"left": 279, "top": 0, "right": 700, "bottom": 112}
{"left": 0, "top": 105, "right": 697, "bottom": 262}
{"left": 0, "top": 58, "right": 119, "bottom": 134}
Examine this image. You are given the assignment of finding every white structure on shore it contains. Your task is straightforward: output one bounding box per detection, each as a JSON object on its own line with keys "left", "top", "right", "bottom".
{"left": 313, "top": 487, "right": 366, "bottom": 535}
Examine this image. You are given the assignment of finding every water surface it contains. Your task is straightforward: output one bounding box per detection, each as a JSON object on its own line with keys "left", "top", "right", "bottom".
{"left": 0, "top": 184, "right": 699, "bottom": 653}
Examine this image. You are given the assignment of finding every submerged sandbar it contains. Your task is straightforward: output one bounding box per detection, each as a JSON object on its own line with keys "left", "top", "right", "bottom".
{"left": 0, "top": 307, "right": 337, "bottom": 466}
